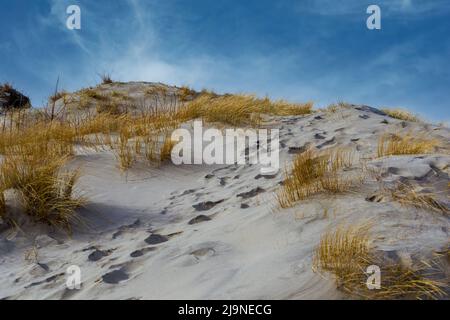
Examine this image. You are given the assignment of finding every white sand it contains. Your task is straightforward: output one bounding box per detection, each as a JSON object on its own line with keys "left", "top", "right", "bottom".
{"left": 0, "top": 101, "right": 449, "bottom": 300}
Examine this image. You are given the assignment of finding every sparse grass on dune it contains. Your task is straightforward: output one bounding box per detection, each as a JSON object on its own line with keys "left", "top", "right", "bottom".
{"left": 160, "top": 135, "right": 177, "bottom": 162}
{"left": 77, "top": 112, "right": 182, "bottom": 170}
{"left": 0, "top": 137, "right": 85, "bottom": 232}
{"left": 324, "top": 101, "right": 352, "bottom": 114}
{"left": 377, "top": 132, "right": 439, "bottom": 157}
{"left": 50, "top": 91, "right": 68, "bottom": 103}
{"left": 80, "top": 88, "right": 108, "bottom": 101}
{"left": 313, "top": 224, "right": 447, "bottom": 300}
{"left": 382, "top": 108, "right": 420, "bottom": 122}
{"left": 277, "top": 148, "right": 362, "bottom": 208}
{"left": 178, "top": 86, "right": 197, "bottom": 102}
{"left": 177, "top": 93, "right": 313, "bottom": 126}
{"left": 100, "top": 73, "right": 113, "bottom": 85}
{"left": 387, "top": 182, "right": 449, "bottom": 216}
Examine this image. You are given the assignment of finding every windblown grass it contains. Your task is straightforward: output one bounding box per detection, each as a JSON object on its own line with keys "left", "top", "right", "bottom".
{"left": 160, "top": 135, "right": 177, "bottom": 162}
{"left": 388, "top": 182, "right": 449, "bottom": 215}
{"left": 0, "top": 87, "right": 313, "bottom": 230}
{"left": 0, "top": 132, "right": 84, "bottom": 232}
{"left": 277, "top": 148, "right": 361, "bottom": 208}
{"left": 377, "top": 132, "right": 439, "bottom": 157}
{"left": 79, "top": 112, "right": 183, "bottom": 170}
{"left": 381, "top": 108, "right": 420, "bottom": 122}
{"left": 178, "top": 94, "right": 313, "bottom": 126}
{"left": 313, "top": 224, "right": 447, "bottom": 299}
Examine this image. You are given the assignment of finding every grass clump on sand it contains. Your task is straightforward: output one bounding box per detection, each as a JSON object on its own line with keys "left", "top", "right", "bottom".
{"left": 387, "top": 182, "right": 449, "bottom": 216}
{"left": 0, "top": 124, "right": 85, "bottom": 232}
{"left": 381, "top": 108, "right": 420, "bottom": 122}
{"left": 177, "top": 93, "right": 313, "bottom": 126}
{"left": 313, "top": 224, "right": 447, "bottom": 299}
{"left": 82, "top": 113, "right": 182, "bottom": 170}
{"left": 277, "top": 148, "right": 361, "bottom": 208}
{"left": 160, "top": 135, "right": 177, "bottom": 162}
{"left": 377, "top": 132, "right": 439, "bottom": 157}
{"left": 100, "top": 73, "right": 113, "bottom": 85}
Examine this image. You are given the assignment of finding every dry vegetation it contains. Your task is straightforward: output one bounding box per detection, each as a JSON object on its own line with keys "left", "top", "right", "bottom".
{"left": 0, "top": 85, "right": 314, "bottom": 230}
{"left": 324, "top": 102, "right": 352, "bottom": 113}
{"left": 386, "top": 182, "right": 449, "bottom": 216}
{"left": 277, "top": 148, "right": 362, "bottom": 208}
{"left": 178, "top": 93, "right": 313, "bottom": 126}
{"left": 0, "top": 122, "right": 84, "bottom": 232}
{"left": 377, "top": 132, "right": 439, "bottom": 157}
{"left": 100, "top": 73, "right": 113, "bottom": 85}
{"left": 381, "top": 108, "right": 420, "bottom": 122}
{"left": 313, "top": 224, "right": 447, "bottom": 299}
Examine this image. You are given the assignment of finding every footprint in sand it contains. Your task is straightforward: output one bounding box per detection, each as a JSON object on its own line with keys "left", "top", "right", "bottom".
{"left": 255, "top": 173, "right": 278, "bottom": 180}
{"left": 112, "top": 219, "right": 141, "bottom": 239}
{"left": 25, "top": 272, "right": 65, "bottom": 289}
{"left": 314, "top": 133, "right": 326, "bottom": 140}
{"left": 288, "top": 142, "right": 312, "bottom": 154}
{"left": 88, "top": 249, "right": 114, "bottom": 262}
{"left": 192, "top": 200, "right": 224, "bottom": 211}
{"left": 144, "top": 234, "right": 169, "bottom": 245}
{"left": 188, "top": 215, "right": 212, "bottom": 225}
{"left": 190, "top": 248, "right": 215, "bottom": 260}
{"left": 317, "top": 137, "right": 336, "bottom": 149}
{"left": 366, "top": 193, "right": 387, "bottom": 203}
{"left": 102, "top": 269, "right": 129, "bottom": 284}
{"left": 130, "top": 247, "right": 157, "bottom": 258}
{"left": 237, "top": 187, "right": 265, "bottom": 199}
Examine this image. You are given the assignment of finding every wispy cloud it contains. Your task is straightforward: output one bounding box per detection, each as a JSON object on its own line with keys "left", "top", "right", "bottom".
{"left": 1, "top": 0, "right": 449, "bottom": 121}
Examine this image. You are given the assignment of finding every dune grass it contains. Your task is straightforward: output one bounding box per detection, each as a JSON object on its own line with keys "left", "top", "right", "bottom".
{"left": 388, "top": 182, "right": 449, "bottom": 215}
{"left": 381, "top": 108, "right": 420, "bottom": 122}
{"left": 277, "top": 148, "right": 361, "bottom": 208}
{"left": 0, "top": 126, "right": 84, "bottom": 232}
{"left": 325, "top": 102, "right": 352, "bottom": 113}
{"left": 100, "top": 73, "right": 113, "bottom": 85}
{"left": 0, "top": 108, "right": 182, "bottom": 229}
{"left": 313, "top": 224, "right": 447, "bottom": 299}
{"left": 377, "top": 132, "right": 439, "bottom": 157}
{"left": 160, "top": 135, "right": 177, "bottom": 162}
{"left": 177, "top": 93, "right": 313, "bottom": 126}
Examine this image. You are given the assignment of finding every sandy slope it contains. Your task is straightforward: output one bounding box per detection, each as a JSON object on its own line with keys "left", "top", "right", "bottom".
{"left": 0, "top": 104, "right": 449, "bottom": 300}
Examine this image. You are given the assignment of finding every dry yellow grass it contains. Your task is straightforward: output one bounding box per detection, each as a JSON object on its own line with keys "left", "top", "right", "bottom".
{"left": 160, "top": 135, "right": 177, "bottom": 162}
{"left": 78, "top": 112, "right": 182, "bottom": 170}
{"left": 100, "top": 73, "right": 113, "bottom": 85}
{"left": 382, "top": 108, "right": 420, "bottom": 122}
{"left": 277, "top": 148, "right": 360, "bottom": 208}
{"left": 313, "top": 224, "right": 447, "bottom": 299}
{"left": 0, "top": 88, "right": 313, "bottom": 233}
{"left": 178, "top": 94, "right": 313, "bottom": 126}
{"left": 388, "top": 182, "right": 449, "bottom": 215}
{"left": 325, "top": 102, "right": 352, "bottom": 114}
{"left": 0, "top": 133, "right": 84, "bottom": 232}
{"left": 377, "top": 132, "right": 439, "bottom": 157}
{"left": 178, "top": 86, "right": 197, "bottom": 102}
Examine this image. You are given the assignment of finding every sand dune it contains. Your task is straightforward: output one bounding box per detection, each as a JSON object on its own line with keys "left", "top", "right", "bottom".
{"left": 0, "top": 85, "right": 449, "bottom": 300}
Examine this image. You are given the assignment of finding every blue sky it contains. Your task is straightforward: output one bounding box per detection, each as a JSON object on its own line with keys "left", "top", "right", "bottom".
{"left": 1, "top": 0, "right": 449, "bottom": 121}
